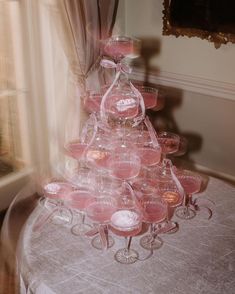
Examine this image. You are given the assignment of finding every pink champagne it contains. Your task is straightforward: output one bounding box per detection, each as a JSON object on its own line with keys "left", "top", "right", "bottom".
{"left": 110, "top": 161, "right": 140, "bottom": 180}
{"left": 67, "top": 191, "right": 95, "bottom": 210}
{"left": 110, "top": 210, "right": 142, "bottom": 237}
{"left": 142, "top": 92, "right": 157, "bottom": 109}
{"left": 178, "top": 176, "right": 201, "bottom": 195}
{"left": 137, "top": 147, "right": 161, "bottom": 166}
{"left": 104, "top": 41, "right": 134, "bottom": 58}
{"left": 104, "top": 95, "right": 139, "bottom": 119}
{"left": 65, "top": 142, "right": 88, "bottom": 159}
{"left": 44, "top": 182, "right": 74, "bottom": 200}
{"left": 86, "top": 202, "right": 116, "bottom": 223}
{"left": 162, "top": 191, "right": 181, "bottom": 207}
{"left": 141, "top": 201, "right": 167, "bottom": 223}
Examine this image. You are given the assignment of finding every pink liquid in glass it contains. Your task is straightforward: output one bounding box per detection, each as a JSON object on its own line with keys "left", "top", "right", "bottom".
{"left": 86, "top": 202, "right": 116, "bottom": 223}
{"left": 110, "top": 210, "right": 142, "bottom": 237}
{"left": 178, "top": 176, "right": 201, "bottom": 195}
{"left": 162, "top": 191, "right": 181, "bottom": 207}
{"left": 65, "top": 142, "right": 88, "bottom": 159}
{"left": 105, "top": 95, "right": 139, "bottom": 119}
{"left": 141, "top": 202, "right": 167, "bottom": 223}
{"left": 110, "top": 161, "right": 140, "bottom": 180}
{"left": 44, "top": 182, "right": 74, "bottom": 200}
{"left": 137, "top": 147, "right": 161, "bottom": 166}
{"left": 142, "top": 92, "right": 157, "bottom": 109}
{"left": 158, "top": 138, "right": 179, "bottom": 154}
{"left": 104, "top": 41, "right": 134, "bottom": 58}
{"left": 67, "top": 191, "right": 95, "bottom": 210}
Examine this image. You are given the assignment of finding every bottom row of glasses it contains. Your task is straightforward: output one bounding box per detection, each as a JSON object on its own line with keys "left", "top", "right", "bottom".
{"left": 70, "top": 193, "right": 171, "bottom": 264}
{"left": 37, "top": 165, "right": 205, "bottom": 264}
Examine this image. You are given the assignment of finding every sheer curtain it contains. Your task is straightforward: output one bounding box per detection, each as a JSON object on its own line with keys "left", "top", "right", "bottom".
{"left": 40, "top": 0, "right": 118, "bottom": 177}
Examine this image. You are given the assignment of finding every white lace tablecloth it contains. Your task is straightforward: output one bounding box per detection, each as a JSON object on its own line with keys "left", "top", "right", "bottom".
{"left": 18, "top": 177, "right": 235, "bottom": 294}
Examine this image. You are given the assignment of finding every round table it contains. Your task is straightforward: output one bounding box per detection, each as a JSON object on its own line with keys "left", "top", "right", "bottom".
{"left": 5, "top": 176, "right": 235, "bottom": 294}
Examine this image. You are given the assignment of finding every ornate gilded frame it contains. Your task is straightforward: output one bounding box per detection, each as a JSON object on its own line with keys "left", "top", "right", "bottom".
{"left": 162, "top": 0, "right": 235, "bottom": 48}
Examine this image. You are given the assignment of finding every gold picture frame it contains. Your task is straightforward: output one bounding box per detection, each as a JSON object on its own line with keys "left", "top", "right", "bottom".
{"left": 162, "top": 0, "right": 235, "bottom": 48}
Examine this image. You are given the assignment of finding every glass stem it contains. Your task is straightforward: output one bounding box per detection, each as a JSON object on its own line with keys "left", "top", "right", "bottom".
{"left": 80, "top": 211, "right": 85, "bottom": 224}
{"left": 126, "top": 236, "right": 132, "bottom": 253}
{"left": 166, "top": 205, "right": 170, "bottom": 222}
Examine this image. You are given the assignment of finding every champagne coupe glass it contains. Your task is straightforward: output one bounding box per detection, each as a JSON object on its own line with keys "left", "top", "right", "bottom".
{"left": 135, "top": 86, "right": 158, "bottom": 110}
{"left": 85, "top": 196, "right": 117, "bottom": 250}
{"left": 110, "top": 209, "right": 142, "bottom": 264}
{"left": 175, "top": 169, "right": 202, "bottom": 220}
{"left": 101, "top": 77, "right": 141, "bottom": 124}
{"left": 86, "top": 126, "right": 112, "bottom": 195}
{"left": 110, "top": 182, "right": 143, "bottom": 264}
{"left": 132, "top": 174, "right": 157, "bottom": 200}
{"left": 103, "top": 35, "right": 141, "bottom": 62}
{"left": 139, "top": 196, "right": 167, "bottom": 250}
{"left": 158, "top": 131, "right": 180, "bottom": 161}
{"left": 34, "top": 181, "right": 74, "bottom": 231}
{"left": 136, "top": 117, "right": 162, "bottom": 168}
{"left": 64, "top": 113, "right": 97, "bottom": 167}
{"left": 174, "top": 135, "right": 188, "bottom": 157}
{"left": 67, "top": 189, "right": 96, "bottom": 236}
{"left": 154, "top": 159, "right": 182, "bottom": 233}
{"left": 109, "top": 142, "right": 141, "bottom": 182}
{"left": 137, "top": 140, "right": 162, "bottom": 167}
{"left": 159, "top": 184, "right": 183, "bottom": 234}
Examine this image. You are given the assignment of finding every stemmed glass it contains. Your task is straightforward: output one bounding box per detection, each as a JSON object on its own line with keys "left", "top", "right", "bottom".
{"left": 159, "top": 184, "right": 183, "bottom": 234}
{"left": 111, "top": 209, "right": 142, "bottom": 264}
{"left": 158, "top": 131, "right": 180, "bottom": 161}
{"left": 67, "top": 189, "right": 95, "bottom": 236}
{"left": 139, "top": 196, "right": 167, "bottom": 250}
{"left": 175, "top": 169, "right": 202, "bottom": 220}
{"left": 86, "top": 126, "right": 112, "bottom": 195}
{"left": 136, "top": 116, "right": 162, "bottom": 167}
{"left": 135, "top": 86, "right": 158, "bottom": 109}
{"left": 64, "top": 113, "right": 97, "bottom": 166}
{"left": 34, "top": 181, "right": 74, "bottom": 232}
{"left": 85, "top": 196, "right": 117, "bottom": 250}
{"left": 110, "top": 182, "right": 143, "bottom": 264}
{"left": 109, "top": 142, "right": 141, "bottom": 182}
{"left": 103, "top": 35, "right": 141, "bottom": 62}
{"left": 154, "top": 159, "right": 184, "bottom": 233}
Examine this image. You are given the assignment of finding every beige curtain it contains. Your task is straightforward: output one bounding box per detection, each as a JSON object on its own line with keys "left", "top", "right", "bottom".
{"left": 0, "top": 2, "right": 20, "bottom": 174}
{"left": 40, "top": 0, "right": 118, "bottom": 177}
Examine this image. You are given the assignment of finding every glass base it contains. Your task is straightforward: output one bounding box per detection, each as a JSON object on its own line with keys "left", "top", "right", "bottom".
{"left": 91, "top": 235, "right": 115, "bottom": 250}
{"left": 175, "top": 207, "right": 196, "bottom": 220}
{"left": 140, "top": 234, "right": 163, "bottom": 250}
{"left": 71, "top": 223, "right": 92, "bottom": 236}
{"left": 115, "top": 248, "right": 139, "bottom": 264}
{"left": 166, "top": 223, "right": 179, "bottom": 234}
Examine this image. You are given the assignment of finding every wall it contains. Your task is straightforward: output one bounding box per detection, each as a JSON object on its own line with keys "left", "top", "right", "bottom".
{"left": 116, "top": 0, "right": 235, "bottom": 181}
